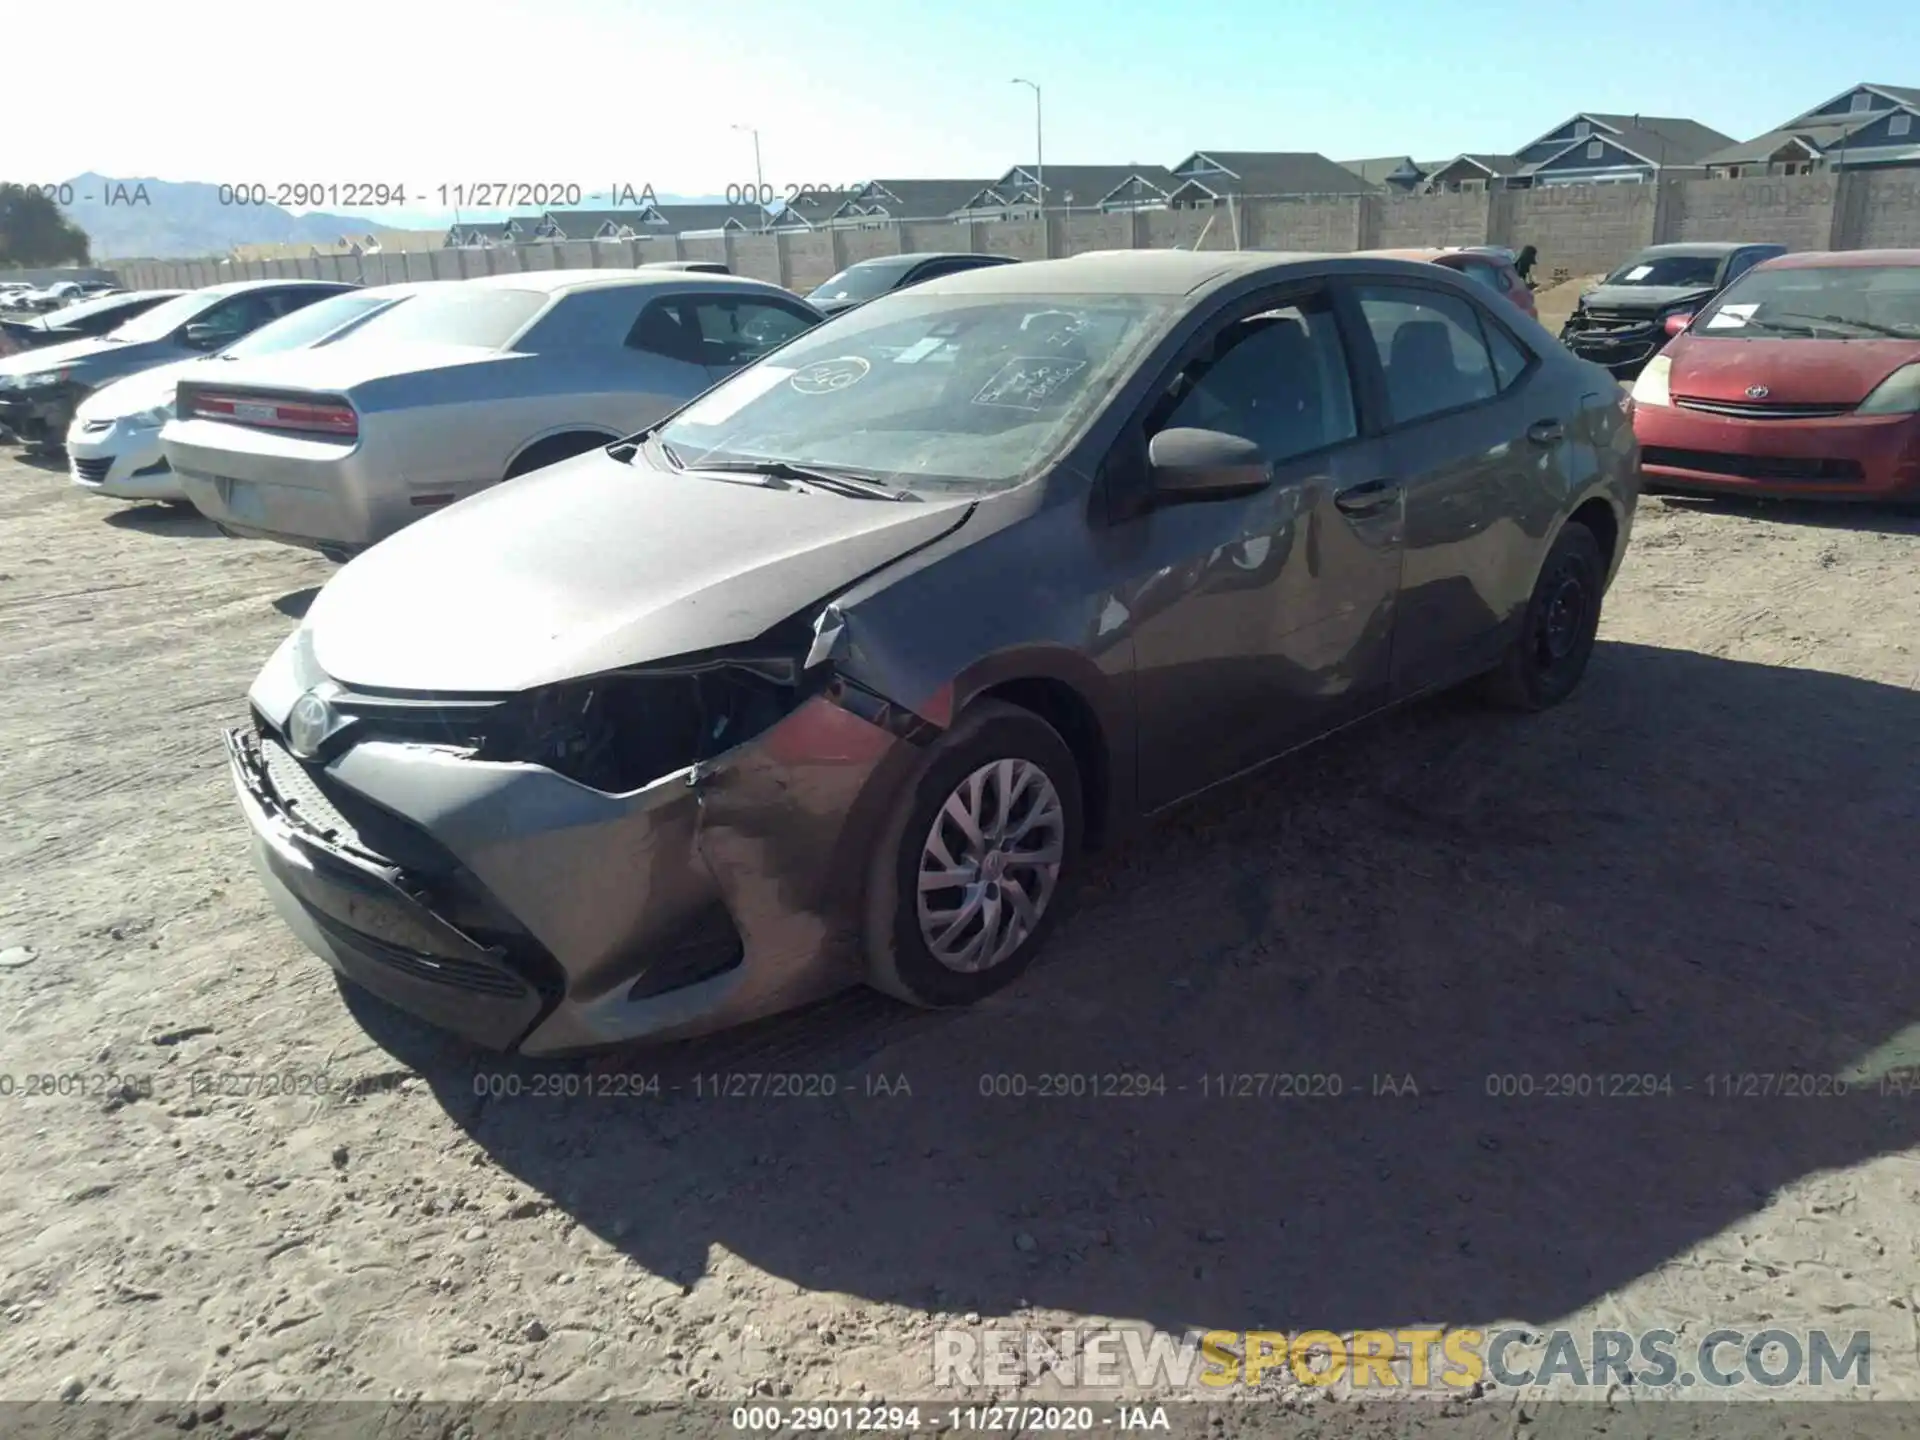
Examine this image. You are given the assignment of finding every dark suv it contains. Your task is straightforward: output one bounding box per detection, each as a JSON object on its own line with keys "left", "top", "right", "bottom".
{"left": 1560, "top": 242, "right": 1786, "bottom": 379}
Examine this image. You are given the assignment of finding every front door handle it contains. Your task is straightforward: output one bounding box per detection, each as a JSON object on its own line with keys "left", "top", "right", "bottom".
{"left": 1334, "top": 477, "right": 1401, "bottom": 517}
{"left": 1527, "top": 419, "right": 1565, "bottom": 445}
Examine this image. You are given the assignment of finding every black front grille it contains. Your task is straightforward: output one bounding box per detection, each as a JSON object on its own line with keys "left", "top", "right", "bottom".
{"left": 306, "top": 909, "right": 532, "bottom": 999}
{"left": 1641, "top": 446, "right": 1866, "bottom": 484}
{"left": 1675, "top": 397, "right": 1855, "bottom": 420}
{"left": 1573, "top": 311, "right": 1657, "bottom": 336}
{"left": 71, "top": 456, "right": 112, "bottom": 483}
{"left": 258, "top": 734, "right": 366, "bottom": 851}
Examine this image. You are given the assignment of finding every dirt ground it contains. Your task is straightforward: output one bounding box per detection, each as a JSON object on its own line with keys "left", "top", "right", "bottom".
{"left": 4, "top": 419, "right": 1920, "bottom": 1432}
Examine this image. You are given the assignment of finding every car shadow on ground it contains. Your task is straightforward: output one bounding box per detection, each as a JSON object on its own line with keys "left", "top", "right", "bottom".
{"left": 273, "top": 586, "right": 321, "bottom": 619}
{"left": 350, "top": 640, "right": 1920, "bottom": 1335}
{"left": 1650, "top": 493, "right": 1920, "bottom": 535}
{"left": 7, "top": 448, "right": 67, "bottom": 474}
{"left": 102, "top": 503, "right": 223, "bottom": 539}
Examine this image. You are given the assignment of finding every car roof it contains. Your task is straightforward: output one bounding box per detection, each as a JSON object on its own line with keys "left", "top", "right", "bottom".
{"left": 1756, "top": 248, "right": 1920, "bottom": 270}
{"left": 909, "top": 247, "right": 1459, "bottom": 299}
{"left": 1634, "top": 242, "right": 1769, "bottom": 259}
{"left": 454, "top": 268, "right": 791, "bottom": 296}
{"left": 199, "top": 277, "right": 356, "bottom": 298}
{"left": 1356, "top": 247, "right": 1494, "bottom": 264}
{"left": 843, "top": 251, "right": 1017, "bottom": 271}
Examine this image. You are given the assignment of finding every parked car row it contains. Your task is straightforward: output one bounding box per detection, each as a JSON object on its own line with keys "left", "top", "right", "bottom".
{"left": 0, "top": 278, "right": 121, "bottom": 314}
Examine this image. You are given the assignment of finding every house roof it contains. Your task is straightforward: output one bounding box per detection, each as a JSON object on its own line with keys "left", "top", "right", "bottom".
{"left": 990, "top": 164, "right": 1181, "bottom": 206}
{"left": 835, "top": 180, "right": 1000, "bottom": 220}
{"left": 769, "top": 189, "right": 861, "bottom": 227}
{"left": 1169, "top": 151, "right": 1381, "bottom": 197}
{"left": 1785, "top": 83, "right": 1920, "bottom": 126}
{"left": 1426, "top": 153, "right": 1526, "bottom": 179}
{"left": 1519, "top": 113, "right": 1735, "bottom": 170}
{"left": 1337, "top": 156, "right": 1428, "bottom": 185}
{"left": 642, "top": 203, "right": 770, "bottom": 233}
{"left": 533, "top": 209, "right": 660, "bottom": 240}
{"left": 1699, "top": 108, "right": 1919, "bottom": 167}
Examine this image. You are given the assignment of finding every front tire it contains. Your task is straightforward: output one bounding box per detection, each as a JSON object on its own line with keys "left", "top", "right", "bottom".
{"left": 863, "top": 700, "right": 1083, "bottom": 1008}
{"left": 1483, "top": 520, "right": 1605, "bottom": 711}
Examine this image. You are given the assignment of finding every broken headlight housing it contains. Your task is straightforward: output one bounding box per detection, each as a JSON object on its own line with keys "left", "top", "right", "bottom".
{"left": 475, "top": 656, "right": 806, "bottom": 794}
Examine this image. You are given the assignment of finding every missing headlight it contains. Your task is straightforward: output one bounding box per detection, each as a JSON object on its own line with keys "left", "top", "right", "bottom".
{"left": 477, "top": 660, "right": 802, "bottom": 794}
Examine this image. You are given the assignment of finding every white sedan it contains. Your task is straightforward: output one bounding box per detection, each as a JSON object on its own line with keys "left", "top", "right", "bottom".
{"left": 68, "top": 283, "right": 428, "bottom": 503}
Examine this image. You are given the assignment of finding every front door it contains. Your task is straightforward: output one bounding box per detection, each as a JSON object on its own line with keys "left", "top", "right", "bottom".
{"left": 1118, "top": 284, "right": 1405, "bottom": 811}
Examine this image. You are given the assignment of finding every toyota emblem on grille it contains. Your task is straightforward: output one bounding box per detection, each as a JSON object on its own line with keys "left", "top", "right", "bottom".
{"left": 1745, "top": 384, "right": 1770, "bottom": 399}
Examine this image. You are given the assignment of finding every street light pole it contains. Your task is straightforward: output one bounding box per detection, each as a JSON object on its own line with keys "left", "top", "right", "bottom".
{"left": 1011, "top": 78, "right": 1044, "bottom": 221}
{"left": 732, "top": 124, "right": 766, "bottom": 217}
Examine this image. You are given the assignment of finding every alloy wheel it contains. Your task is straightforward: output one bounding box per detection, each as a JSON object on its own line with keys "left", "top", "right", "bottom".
{"left": 915, "top": 758, "right": 1066, "bottom": 973}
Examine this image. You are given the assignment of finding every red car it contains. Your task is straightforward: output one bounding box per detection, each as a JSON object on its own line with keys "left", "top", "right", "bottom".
{"left": 1361, "top": 248, "right": 1538, "bottom": 320}
{"left": 1632, "top": 249, "right": 1920, "bottom": 501}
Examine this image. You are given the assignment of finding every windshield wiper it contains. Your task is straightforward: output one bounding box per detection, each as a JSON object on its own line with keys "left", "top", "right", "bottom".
{"left": 1771, "top": 311, "right": 1918, "bottom": 339}
{"left": 684, "top": 459, "right": 919, "bottom": 502}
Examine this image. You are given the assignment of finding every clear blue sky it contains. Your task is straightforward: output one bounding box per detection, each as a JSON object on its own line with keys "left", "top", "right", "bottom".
{"left": 20, "top": 0, "right": 1920, "bottom": 208}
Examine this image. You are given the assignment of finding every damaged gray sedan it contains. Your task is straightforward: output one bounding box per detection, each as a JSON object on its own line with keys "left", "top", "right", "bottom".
{"left": 228, "top": 249, "right": 1637, "bottom": 1055}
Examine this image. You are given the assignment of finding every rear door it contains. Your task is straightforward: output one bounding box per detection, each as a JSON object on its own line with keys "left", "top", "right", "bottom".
{"left": 1344, "top": 279, "right": 1562, "bottom": 695}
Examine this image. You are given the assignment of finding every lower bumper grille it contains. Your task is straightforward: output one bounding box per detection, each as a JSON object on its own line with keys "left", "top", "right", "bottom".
{"left": 71, "top": 456, "right": 112, "bottom": 483}
{"left": 1641, "top": 446, "right": 1866, "bottom": 484}
{"left": 306, "top": 909, "right": 531, "bottom": 998}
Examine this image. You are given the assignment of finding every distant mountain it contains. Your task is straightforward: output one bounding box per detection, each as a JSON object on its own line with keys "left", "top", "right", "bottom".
{"left": 55, "top": 174, "right": 732, "bottom": 259}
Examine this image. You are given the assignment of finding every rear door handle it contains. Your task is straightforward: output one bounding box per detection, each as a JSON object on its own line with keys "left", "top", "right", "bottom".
{"left": 1334, "top": 477, "right": 1401, "bottom": 517}
{"left": 1527, "top": 419, "right": 1565, "bottom": 445}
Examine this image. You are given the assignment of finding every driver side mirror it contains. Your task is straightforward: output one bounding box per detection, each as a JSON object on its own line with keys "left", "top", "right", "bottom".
{"left": 1148, "top": 427, "right": 1271, "bottom": 501}
{"left": 1663, "top": 312, "right": 1694, "bottom": 337}
{"left": 182, "top": 321, "right": 228, "bottom": 350}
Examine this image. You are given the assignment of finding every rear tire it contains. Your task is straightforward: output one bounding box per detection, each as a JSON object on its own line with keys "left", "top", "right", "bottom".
{"left": 503, "top": 431, "right": 612, "bottom": 481}
{"left": 863, "top": 700, "right": 1083, "bottom": 1009}
{"left": 1483, "top": 521, "right": 1604, "bottom": 711}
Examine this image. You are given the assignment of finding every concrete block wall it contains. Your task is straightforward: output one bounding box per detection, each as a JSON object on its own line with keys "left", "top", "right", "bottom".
{"left": 1245, "top": 198, "right": 1361, "bottom": 252}
{"left": 1665, "top": 176, "right": 1838, "bottom": 251}
{"left": 1857, "top": 172, "right": 1920, "bottom": 248}
{"left": 109, "top": 172, "right": 1920, "bottom": 298}
{"left": 1372, "top": 191, "right": 1489, "bottom": 249}
{"left": 1503, "top": 182, "right": 1658, "bottom": 278}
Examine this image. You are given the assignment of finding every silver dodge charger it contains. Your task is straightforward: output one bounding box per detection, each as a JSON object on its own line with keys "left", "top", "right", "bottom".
{"left": 162, "top": 269, "right": 825, "bottom": 559}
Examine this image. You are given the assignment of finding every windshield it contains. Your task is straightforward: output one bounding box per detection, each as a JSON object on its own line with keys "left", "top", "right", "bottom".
{"left": 808, "top": 262, "right": 913, "bottom": 305}
{"left": 654, "top": 293, "right": 1171, "bottom": 492}
{"left": 42, "top": 291, "right": 174, "bottom": 328}
{"left": 106, "top": 289, "right": 225, "bottom": 343}
{"left": 218, "top": 291, "right": 406, "bottom": 359}
{"left": 1694, "top": 265, "right": 1920, "bottom": 340}
{"left": 1603, "top": 253, "right": 1724, "bottom": 288}
{"left": 323, "top": 286, "right": 548, "bottom": 350}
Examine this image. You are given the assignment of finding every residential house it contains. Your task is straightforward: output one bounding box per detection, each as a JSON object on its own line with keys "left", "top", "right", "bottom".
{"left": 1506, "top": 113, "right": 1734, "bottom": 186}
{"left": 1338, "top": 156, "right": 1433, "bottom": 192}
{"left": 969, "top": 164, "right": 1181, "bottom": 217}
{"left": 443, "top": 219, "right": 534, "bottom": 248}
{"left": 639, "top": 203, "right": 772, "bottom": 235}
{"left": 1700, "top": 83, "right": 1920, "bottom": 178}
{"left": 530, "top": 209, "right": 661, "bottom": 241}
{"left": 1419, "top": 154, "right": 1527, "bottom": 193}
{"left": 766, "top": 189, "right": 862, "bottom": 230}
{"left": 825, "top": 180, "right": 1001, "bottom": 227}
{"left": 1164, "top": 151, "right": 1382, "bottom": 206}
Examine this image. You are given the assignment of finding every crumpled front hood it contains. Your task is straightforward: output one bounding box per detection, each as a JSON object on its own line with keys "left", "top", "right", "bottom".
{"left": 306, "top": 447, "right": 975, "bottom": 693}
{"left": 1575, "top": 283, "right": 1715, "bottom": 317}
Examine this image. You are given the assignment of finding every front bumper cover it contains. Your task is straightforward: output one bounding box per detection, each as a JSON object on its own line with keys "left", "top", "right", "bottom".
{"left": 226, "top": 676, "right": 924, "bottom": 1055}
